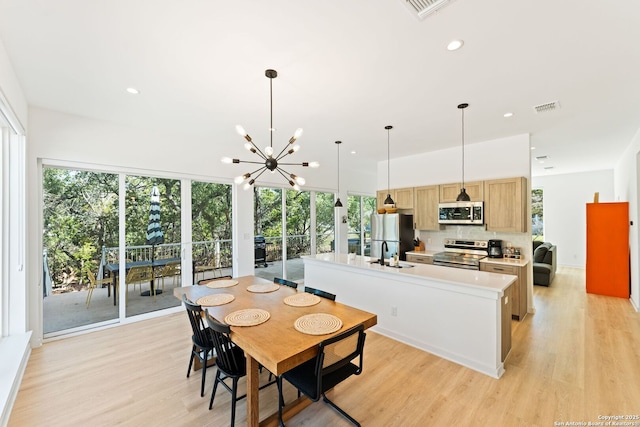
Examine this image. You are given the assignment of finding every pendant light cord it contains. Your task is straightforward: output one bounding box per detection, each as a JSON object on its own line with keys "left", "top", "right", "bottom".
{"left": 461, "top": 107, "right": 465, "bottom": 188}
{"left": 269, "top": 76, "right": 273, "bottom": 151}
{"left": 387, "top": 128, "right": 391, "bottom": 193}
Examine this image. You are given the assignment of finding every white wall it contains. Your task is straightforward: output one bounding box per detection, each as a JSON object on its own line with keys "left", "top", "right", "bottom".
{"left": 613, "top": 129, "right": 640, "bottom": 311}
{"left": 380, "top": 134, "right": 531, "bottom": 188}
{"left": 532, "top": 170, "right": 614, "bottom": 268}
{"left": 0, "top": 39, "right": 27, "bottom": 129}
{"left": 0, "top": 37, "right": 31, "bottom": 427}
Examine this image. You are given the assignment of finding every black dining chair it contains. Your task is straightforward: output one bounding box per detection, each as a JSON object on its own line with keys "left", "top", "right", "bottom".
{"left": 304, "top": 286, "right": 336, "bottom": 301}
{"left": 277, "top": 324, "right": 367, "bottom": 426}
{"left": 274, "top": 277, "right": 298, "bottom": 289}
{"left": 204, "top": 310, "right": 276, "bottom": 426}
{"left": 183, "top": 294, "right": 215, "bottom": 397}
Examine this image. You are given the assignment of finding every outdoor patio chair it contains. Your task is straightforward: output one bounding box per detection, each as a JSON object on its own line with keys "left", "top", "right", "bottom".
{"left": 124, "top": 265, "right": 153, "bottom": 303}
{"left": 160, "top": 260, "right": 181, "bottom": 292}
{"left": 85, "top": 270, "right": 113, "bottom": 308}
{"left": 277, "top": 324, "right": 367, "bottom": 426}
{"left": 195, "top": 261, "right": 230, "bottom": 283}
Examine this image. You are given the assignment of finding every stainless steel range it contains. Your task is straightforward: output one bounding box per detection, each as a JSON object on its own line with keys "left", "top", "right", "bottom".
{"left": 432, "top": 239, "right": 488, "bottom": 270}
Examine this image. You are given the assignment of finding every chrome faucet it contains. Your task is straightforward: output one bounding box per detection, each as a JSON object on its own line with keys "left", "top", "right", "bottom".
{"left": 379, "top": 241, "right": 388, "bottom": 265}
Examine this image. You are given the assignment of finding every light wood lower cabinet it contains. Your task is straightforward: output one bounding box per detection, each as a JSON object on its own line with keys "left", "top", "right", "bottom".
{"left": 501, "top": 284, "right": 512, "bottom": 362}
{"left": 480, "top": 262, "right": 528, "bottom": 320}
{"left": 406, "top": 254, "right": 433, "bottom": 264}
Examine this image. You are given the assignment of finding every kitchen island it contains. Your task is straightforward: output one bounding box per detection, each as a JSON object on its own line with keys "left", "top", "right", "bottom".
{"left": 303, "top": 253, "right": 516, "bottom": 378}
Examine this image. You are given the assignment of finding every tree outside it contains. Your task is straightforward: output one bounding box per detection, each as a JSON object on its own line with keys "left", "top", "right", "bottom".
{"left": 532, "top": 188, "right": 544, "bottom": 241}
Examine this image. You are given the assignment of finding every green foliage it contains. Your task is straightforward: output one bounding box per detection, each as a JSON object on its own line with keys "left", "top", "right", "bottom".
{"left": 43, "top": 168, "right": 119, "bottom": 286}
{"left": 192, "top": 181, "right": 232, "bottom": 241}
{"left": 254, "top": 187, "right": 336, "bottom": 257}
{"left": 43, "top": 170, "right": 233, "bottom": 287}
{"left": 124, "top": 176, "right": 182, "bottom": 246}
{"left": 532, "top": 188, "right": 544, "bottom": 240}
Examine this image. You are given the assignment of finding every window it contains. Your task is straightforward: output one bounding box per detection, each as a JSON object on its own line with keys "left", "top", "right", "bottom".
{"left": 532, "top": 188, "right": 544, "bottom": 241}
{"left": 347, "top": 195, "right": 376, "bottom": 255}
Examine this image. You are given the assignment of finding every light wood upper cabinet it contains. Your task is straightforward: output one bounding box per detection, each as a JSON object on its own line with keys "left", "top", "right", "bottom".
{"left": 394, "top": 187, "right": 414, "bottom": 209}
{"left": 484, "top": 177, "right": 527, "bottom": 232}
{"left": 439, "top": 181, "right": 483, "bottom": 202}
{"left": 377, "top": 188, "right": 413, "bottom": 209}
{"left": 413, "top": 185, "right": 439, "bottom": 230}
{"left": 376, "top": 189, "right": 396, "bottom": 210}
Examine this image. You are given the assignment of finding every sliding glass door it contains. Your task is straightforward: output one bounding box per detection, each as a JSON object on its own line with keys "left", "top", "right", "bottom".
{"left": 254, "top": 187, "right": 335, "bottom": 282}
{"left": 42, "top": 168, "right": 119, "bottom": 334}
{"left": 123, "top": 176, "right": 182, "bottom": 317}
{"left": 42, "top": 166, "right": 215, "bottom": 335}
{"left": 191, "top": 181, "right": 233, "bottom": 282}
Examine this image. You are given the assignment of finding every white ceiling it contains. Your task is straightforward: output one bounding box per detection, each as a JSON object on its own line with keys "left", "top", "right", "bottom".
{"left": 1, "top": 0, "right": 640, "bottom": 177}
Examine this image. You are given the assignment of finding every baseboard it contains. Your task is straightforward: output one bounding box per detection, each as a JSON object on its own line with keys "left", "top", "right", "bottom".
{"left": 0, "top": 331, "right": 32, "bottom": 427}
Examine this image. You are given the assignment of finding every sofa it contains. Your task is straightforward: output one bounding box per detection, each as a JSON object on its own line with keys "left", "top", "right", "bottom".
{"left": 532, "top": 241, "right": 557, "bottom": 286}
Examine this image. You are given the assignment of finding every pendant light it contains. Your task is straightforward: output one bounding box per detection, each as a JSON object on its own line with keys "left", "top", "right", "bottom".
{"left": 456, "top": 103, "right": 471, "bottom": 202}
{"left": 384, "top": 125, "right": 395, "bottom": 206}
{"left": 334, "top": 141, "right": 343, "bottom": 208}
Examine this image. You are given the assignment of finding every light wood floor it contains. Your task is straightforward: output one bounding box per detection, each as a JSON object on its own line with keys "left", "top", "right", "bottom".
{"left": 9, "top": 267, "right": 640, "bottom": 426}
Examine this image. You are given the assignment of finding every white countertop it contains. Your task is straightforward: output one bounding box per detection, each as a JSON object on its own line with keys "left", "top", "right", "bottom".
{"left": 405, "top": 250, "right": 438, "bottom": 257}
{"left": 304, "top": 253, "right": 516, "bottom": 293}
{"left": 480, "top": 256, "right": 529, "bottom": 267}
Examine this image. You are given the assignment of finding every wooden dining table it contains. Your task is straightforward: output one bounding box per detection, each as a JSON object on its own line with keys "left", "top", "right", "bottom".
{"left": 174, "top": 275, "right": 377, "bottom": 427}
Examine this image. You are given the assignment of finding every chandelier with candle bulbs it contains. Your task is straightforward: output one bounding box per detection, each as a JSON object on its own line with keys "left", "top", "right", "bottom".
{"left": 221, "top": 69, "right": 319, "bottom": 190}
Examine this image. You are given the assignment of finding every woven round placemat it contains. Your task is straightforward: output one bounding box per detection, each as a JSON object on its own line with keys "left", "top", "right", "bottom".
{"left": 196, "top": 293, "right": 235, "bottom": 307}
{"left": 284, "top": 293, "right": 321, "bottom": 307}
{"left": 205, "top": 279, "right": 238, "bottom": 289}
{"left": 247, "top": 283, "right": 280, "bottom": 293}
{"left": 294, "top": 313, "right": 342, "bottom": 335}
{"left": 224, "top": 309, "right": 270, "bottom": 327}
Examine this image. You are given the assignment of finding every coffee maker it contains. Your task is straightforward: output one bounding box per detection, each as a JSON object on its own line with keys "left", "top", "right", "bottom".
{"left": 488, "top": 239, "right": 503, "bottom": 258}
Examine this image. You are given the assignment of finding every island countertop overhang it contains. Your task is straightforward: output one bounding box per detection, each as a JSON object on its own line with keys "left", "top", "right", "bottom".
{"left": 303, "top": 253, "right": 516, "bottom": 297}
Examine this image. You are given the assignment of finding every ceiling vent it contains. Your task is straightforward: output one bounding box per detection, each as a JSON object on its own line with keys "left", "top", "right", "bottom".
{"left": 533, "top": 101, "right": 560, "bottom": 113}
{"left": 402, "top": 0, "right": 453, "bottom": 19}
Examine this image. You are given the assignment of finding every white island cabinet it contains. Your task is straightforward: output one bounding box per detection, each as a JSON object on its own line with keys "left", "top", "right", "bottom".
{"left": 302, "top": 253, "right": 515, "bottom": 378}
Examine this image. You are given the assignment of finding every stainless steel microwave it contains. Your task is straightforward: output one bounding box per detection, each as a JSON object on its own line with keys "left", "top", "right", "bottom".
{"left": 438, "top": 201, "right": 484, "bottom": 225}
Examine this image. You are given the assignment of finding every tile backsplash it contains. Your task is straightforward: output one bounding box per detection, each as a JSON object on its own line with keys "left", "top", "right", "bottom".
{"left": 416, "top": 226, "right": 532, "bottom": 258}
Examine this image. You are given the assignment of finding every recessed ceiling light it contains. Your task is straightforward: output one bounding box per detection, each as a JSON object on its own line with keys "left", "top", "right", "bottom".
{"left": 126, "top": 87, "right": 140, "bottom": 95}
{"left": 350, "top": 150, "right": 356, "bottom": 154}
{"left": 447, "top": 39, "right": 464, "bottom": 51}
{"left": 504, "top": 112, "right": 513, "bottom": 118}
{"left": 531, "top": 146, "right": 536, "bottom": 150}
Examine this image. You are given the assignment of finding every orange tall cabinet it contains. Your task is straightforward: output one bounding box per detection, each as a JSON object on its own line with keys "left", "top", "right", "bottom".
{"left": 586, "top": 202, "right": 630, "bottom": 298}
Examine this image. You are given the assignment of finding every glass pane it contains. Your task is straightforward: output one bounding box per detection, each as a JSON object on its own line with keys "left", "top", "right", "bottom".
{"left": 532, "top": 188, "right": 544, "bottom": 241}
{"left": 43, "top": 168, "right": 119, "bottom": 334}
{"left": 254, "top": 186, "right": 282, "bottom": 281}
{"left": 362, "top": 196, "right": 376, "bottom": 256}
{"left": 347, "top": 196, "right": 362, "bottom": 254}
{"left": 123, "top": 176, "right": 181, "bottom": 317}
{"left": 191, "top": 181, "right": 232, "bottom": 282}
{"left": 285, "top": 189, "right": 310, "bottom": 282}
{"left": 315, "top": 192, "right": 335, "bottom": 254}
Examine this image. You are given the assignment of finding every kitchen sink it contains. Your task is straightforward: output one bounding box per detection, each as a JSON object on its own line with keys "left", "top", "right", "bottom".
{"left": 369, "top": 260, "right": 414, "bottom": 268}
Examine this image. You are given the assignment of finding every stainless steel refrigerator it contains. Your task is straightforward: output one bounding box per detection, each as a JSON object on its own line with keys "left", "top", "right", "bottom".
{"left": 370, "top": 213, "right": 414, "bottom": 261}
